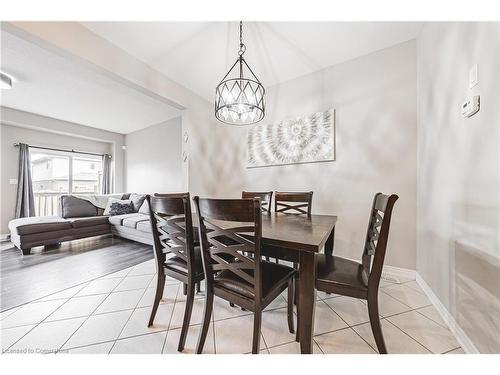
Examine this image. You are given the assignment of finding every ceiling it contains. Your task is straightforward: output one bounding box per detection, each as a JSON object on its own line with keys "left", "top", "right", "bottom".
{"left": 0, "top": 31, "right": 181, "bottom": 134}
{"left": 82, "top": 22, "right": 423, "bottom": 100}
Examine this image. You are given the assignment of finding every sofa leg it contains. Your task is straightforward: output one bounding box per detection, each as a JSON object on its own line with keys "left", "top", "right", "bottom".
{"left": 21, "top": 248, "right": 31, "bottom": 256}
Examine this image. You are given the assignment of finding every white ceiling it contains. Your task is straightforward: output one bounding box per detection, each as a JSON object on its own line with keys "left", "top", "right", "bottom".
{"left": 82, "top": 22, "right": 423, "bottom": 100}
{"left": 0, "top": 31, "right": 181, "bottom": 134}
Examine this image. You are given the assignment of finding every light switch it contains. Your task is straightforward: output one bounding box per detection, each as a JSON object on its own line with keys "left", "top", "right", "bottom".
{"left": 469, "top": 64, "right": 478, "bottom": 88}
{"left": 9, "top": 179, "right": 18, "bottom": 185}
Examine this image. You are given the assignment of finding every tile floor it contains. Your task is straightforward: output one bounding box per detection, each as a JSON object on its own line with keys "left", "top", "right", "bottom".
{"left": 0, "top": 259, "right": 463, "bottom": 354}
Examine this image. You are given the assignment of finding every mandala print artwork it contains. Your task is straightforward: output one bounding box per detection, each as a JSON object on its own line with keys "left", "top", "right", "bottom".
{"left": 247, "top": 109, "right": 335, "bottom": 168}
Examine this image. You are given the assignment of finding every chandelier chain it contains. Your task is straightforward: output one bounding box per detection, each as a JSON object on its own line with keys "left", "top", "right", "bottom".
{"left": 238, "top": 21, "right": 246, "bottom": 56}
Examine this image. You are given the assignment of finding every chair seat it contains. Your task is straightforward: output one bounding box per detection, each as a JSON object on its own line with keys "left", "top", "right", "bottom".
{"left": 164, "top": 246, "right": 204, "bottom": 277}
{"left": 214, "top": 261, "right": 295, "bottom": 301}
{"left": 316, "top": 254, "right": 368, "bottom": 293}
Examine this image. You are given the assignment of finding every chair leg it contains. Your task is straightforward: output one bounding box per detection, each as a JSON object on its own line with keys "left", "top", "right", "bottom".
{"left": 178, "top": 281, "right": 196, "bottom": 351}
{"left": 196, "top": 288, "right": 214, "bottom": 354}
{"left": 196, "top": 281, "right": 201, "bottom": 293}
{"left": 183, "top": 283, "right": 187, "bottom": 296}
{"left": 295, "top": 290, "right": 300, "bottom": 342}
{"left": 252, "top": 310, "right": 262, "bottom": 354}
{"left": 367, "top": 292, "right": 387, "bottom": 354}
{"left": 148, "top": 273, "right": 165, "bottom": 327}
{"left": 287, "top": 278, "right": 295, "bottom": 334}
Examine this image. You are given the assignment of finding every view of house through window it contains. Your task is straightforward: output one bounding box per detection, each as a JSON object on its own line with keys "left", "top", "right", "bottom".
{"left": 30, "top": 149, "right": 103, "bottom": 216}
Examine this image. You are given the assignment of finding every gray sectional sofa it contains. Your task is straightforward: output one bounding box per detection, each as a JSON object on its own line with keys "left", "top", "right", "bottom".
{"left": 8, "top": 194, "right": 153, "bottom": 255}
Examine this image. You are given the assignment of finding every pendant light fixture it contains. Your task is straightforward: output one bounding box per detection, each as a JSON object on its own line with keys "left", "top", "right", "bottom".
{"left": 215, "top": 21, "right": 265, "bottom": 125}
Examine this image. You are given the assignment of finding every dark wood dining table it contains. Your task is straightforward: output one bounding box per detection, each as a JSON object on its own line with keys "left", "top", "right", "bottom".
{"left": 257, "top": 213, "right": 337, "bottom": 354}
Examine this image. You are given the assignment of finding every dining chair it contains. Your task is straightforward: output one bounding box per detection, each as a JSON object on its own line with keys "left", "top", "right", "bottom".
{"left": 314, "top": 193, "right": 399, "bottom": 354}
{"left": 193, "top": 196, "right": 296, "bottom": 354}
{"left": 146, "top": 193, "right": 204, "bottom": 352}
{"left": 274, "top": 191, "right": 313, "bottom": 216}
{"left": 242, "top": 191, "right": 273, "bottom": 213}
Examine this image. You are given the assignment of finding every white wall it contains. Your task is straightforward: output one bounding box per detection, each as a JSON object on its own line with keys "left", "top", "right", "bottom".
{"left": 417, "top": 22, "right": 500, "bottom": 353}
{"left": 211, "top": 41, "right": 418, "bottom": 270}
{"left": 125, "top": 117, "right": 182, "bottom": 193}
{"left": 0, "top": 110, "right": 125, "bottom": 233}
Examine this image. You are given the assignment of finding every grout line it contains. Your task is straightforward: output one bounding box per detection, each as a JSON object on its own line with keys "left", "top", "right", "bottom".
{"left": 442, "top": 346, "right": 462, "bottom": 354}
{"left": 383, "top": 318, "right": 433, "bottom": 353}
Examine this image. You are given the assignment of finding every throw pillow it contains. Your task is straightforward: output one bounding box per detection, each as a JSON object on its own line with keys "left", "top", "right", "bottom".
{"left": 109, "top": 201, "right": 135, "bottom": 216}
{"left": 129, "top": 193, "right": 146, "bottom": 212}
{"left": 103, "top": 198, "right": 132, "bottom": 215}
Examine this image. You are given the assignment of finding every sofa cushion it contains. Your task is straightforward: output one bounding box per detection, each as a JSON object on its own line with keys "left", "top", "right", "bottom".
{"left": 60, "top": 196, "right": 98, "bottom": 218}
{"left": 9, "top": 216, "right": 72, "bottom": 235}
{"left": 109, "top": 201, "right": 134, "bottom": 216}
{"left": 69, "top": 216, "right": 110, "bottom": 228}
{"left": 122, "top": 214, "right": 149, "bottom": 229}
{"left": 108, "top": 213, "right": 144, "bottom": 226}
{"left": 138, "top": 199, "right": 150, "bottom": 214}
{"left": 136, "top": 220, "right": 152, "bottom": 233}
{"left": 129, "top": 193, "right": 146, "bottom": 212}
{"left": 104, "top": 198, "right": 132, "bottom": 215}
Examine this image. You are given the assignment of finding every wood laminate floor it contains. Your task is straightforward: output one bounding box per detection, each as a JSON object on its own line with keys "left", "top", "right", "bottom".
{"left": 0, "top": 235, "right": 153, "bottom": 311}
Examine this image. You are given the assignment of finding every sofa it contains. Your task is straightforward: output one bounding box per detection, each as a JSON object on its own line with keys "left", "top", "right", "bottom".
{"left": 8, "top": 193, "right": 153, "bottom": 255}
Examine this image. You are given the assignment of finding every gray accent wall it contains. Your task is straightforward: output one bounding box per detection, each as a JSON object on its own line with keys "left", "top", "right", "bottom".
{"left": 125, "top": 117, "right": 182, "bottom": 193}
{"left": 212, "top": 40, "right": 418, "bottom": 270}
{"left": 417, "top": 22, "right": 500, "bottom": 353}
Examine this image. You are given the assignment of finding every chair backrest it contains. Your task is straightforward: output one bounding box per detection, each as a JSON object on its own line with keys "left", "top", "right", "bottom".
{"left": 146, "top": 193, "right": 196, "bottom": 275}
{"left": 242, "top": 191, "right": 273, "bottom": 213}
{"left": 274, "top": 191, "right": 313, "bottom": 216}
{"left": 193, "top": 197, "right": 262, "bottom": 301}
{"left": 361, "top": 193, "right": 399, "bottom": 288}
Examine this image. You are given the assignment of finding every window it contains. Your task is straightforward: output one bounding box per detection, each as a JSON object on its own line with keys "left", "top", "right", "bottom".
{"left": 30, "top": 149, "right": 104, "bottom": 216}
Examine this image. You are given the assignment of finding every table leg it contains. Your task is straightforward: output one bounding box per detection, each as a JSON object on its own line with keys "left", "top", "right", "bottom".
{"left": 298, "top": 251, "right": 316, "bottom": 354}
{"left": 324, "top": 226, "right": 335, "bottom": 256}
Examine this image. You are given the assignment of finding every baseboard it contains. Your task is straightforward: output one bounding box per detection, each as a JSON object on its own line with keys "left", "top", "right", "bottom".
{"left": 0, "top": 233, "right": 10, "bottom": 242}
{"left": 416, "top": 273, "right": 479, "bottom": 354}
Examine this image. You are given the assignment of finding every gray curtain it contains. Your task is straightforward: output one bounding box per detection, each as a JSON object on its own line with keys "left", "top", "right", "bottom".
{"left": 15, "top": 143, "right": 35, "bottom": 218}
{"left": 101, "top": 154, "right": 112, "bottom": 194}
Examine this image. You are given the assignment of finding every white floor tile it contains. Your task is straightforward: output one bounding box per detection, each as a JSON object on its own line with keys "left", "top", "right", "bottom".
{"left": 264, "top": 295, "right": 288, "bottom": 311}
{"left": 93, "top": 289, "right": 145, "bottom": 314}
{"left": 214, "top": 314, "right": 266, "bottom": 354}
{"left": 75, "top": 278, "right": 123, "bottom": 297}
{"left": 62, "top": 309, "right": 132, "bottom": 349}
{"left": 260, "top": 307, "right": 296, "bottom": 347}
{"left": 99, "top": 267, "right": 133, "bottom": 279}
{"left": 403, "top": 280, "right": 426, "bottom": 294}
{"left": 1, "top": 299, "right": 68, "bottom": 329}
{"left": 111, "top": 331, "right": 167, "bottom": 354}
{"left": 169, "top": 298, "right": 207, "bottom": 330}
{"left": 37, "top": 284, "right": 89, "bottom": 302}
{"left": 313, "top": 300, "right": 349, "bottom": 335}
{"left": 163, "top": 324, "right": 215, "bottom": 354}
{"left": 0, "top": 306, "right": 22, "bottom": 321}
{"left": 382, "top": 284, "right": 431, "bottom": 309}
{"left": 114, "top": 275, "right": 154, "bottom": 292}
{"left": 314, "top": 328, "right": 376, "bottom": 354}
{"left": 268, "top": 340, "right": 322, "bottom": 354}
{"left": 1, "top": 325, "right": 36, "bottom": 351}
{"left": 387, "top": 310, "right": 459, "bottom": 353}
{"left": 10, "top": 317, "right": 86, "bottom": 354}
{"left": 324, "top": 296, "right": 369, "bottom": 326}
{"left": 119, "top": 304, "right": 174, "bottom": 338}
{"left": 360, "top": 291, "right": 412, "bottom": 317}
{"left": 46, "top": 294, "right": 108, "bottom": 322}
{"left": 137, "top": 284, "right": 179, "bottom": 307}
{"left": 63, "top": 341, "right": 114, "bottom": 354}
{"left": 128, "top": 261, "right": 156, "bottom": 276}
{"left": 352, "top": 319, "right": 431, "bottom": 353}
{"left": 416, "top": 305, "right": 447, "bottom": 328}
{"left": 446, "top": 347, "right": 465, "bottom": 354}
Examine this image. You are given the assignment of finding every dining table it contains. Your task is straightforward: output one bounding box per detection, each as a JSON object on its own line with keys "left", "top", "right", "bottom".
{"left": 195, "top": 212, "right": 338, "bottom": 354}
{"left": 257, "top": 213, "right": 337, "bottom": 354}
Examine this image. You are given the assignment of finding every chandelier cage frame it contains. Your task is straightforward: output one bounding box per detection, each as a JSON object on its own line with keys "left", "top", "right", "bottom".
{"left": 215, "top": 21, "right": 266, "bottom": 125}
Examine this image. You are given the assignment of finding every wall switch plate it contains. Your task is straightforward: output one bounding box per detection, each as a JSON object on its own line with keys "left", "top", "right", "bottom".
{"left": 462, "top": 95, "right": 480, "bottom": 118}
{"left": 469, "top": 64, "right": 478, "bottom": 88}
{"left": 9, "top": 179, "right": 18, "bottom": 185}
